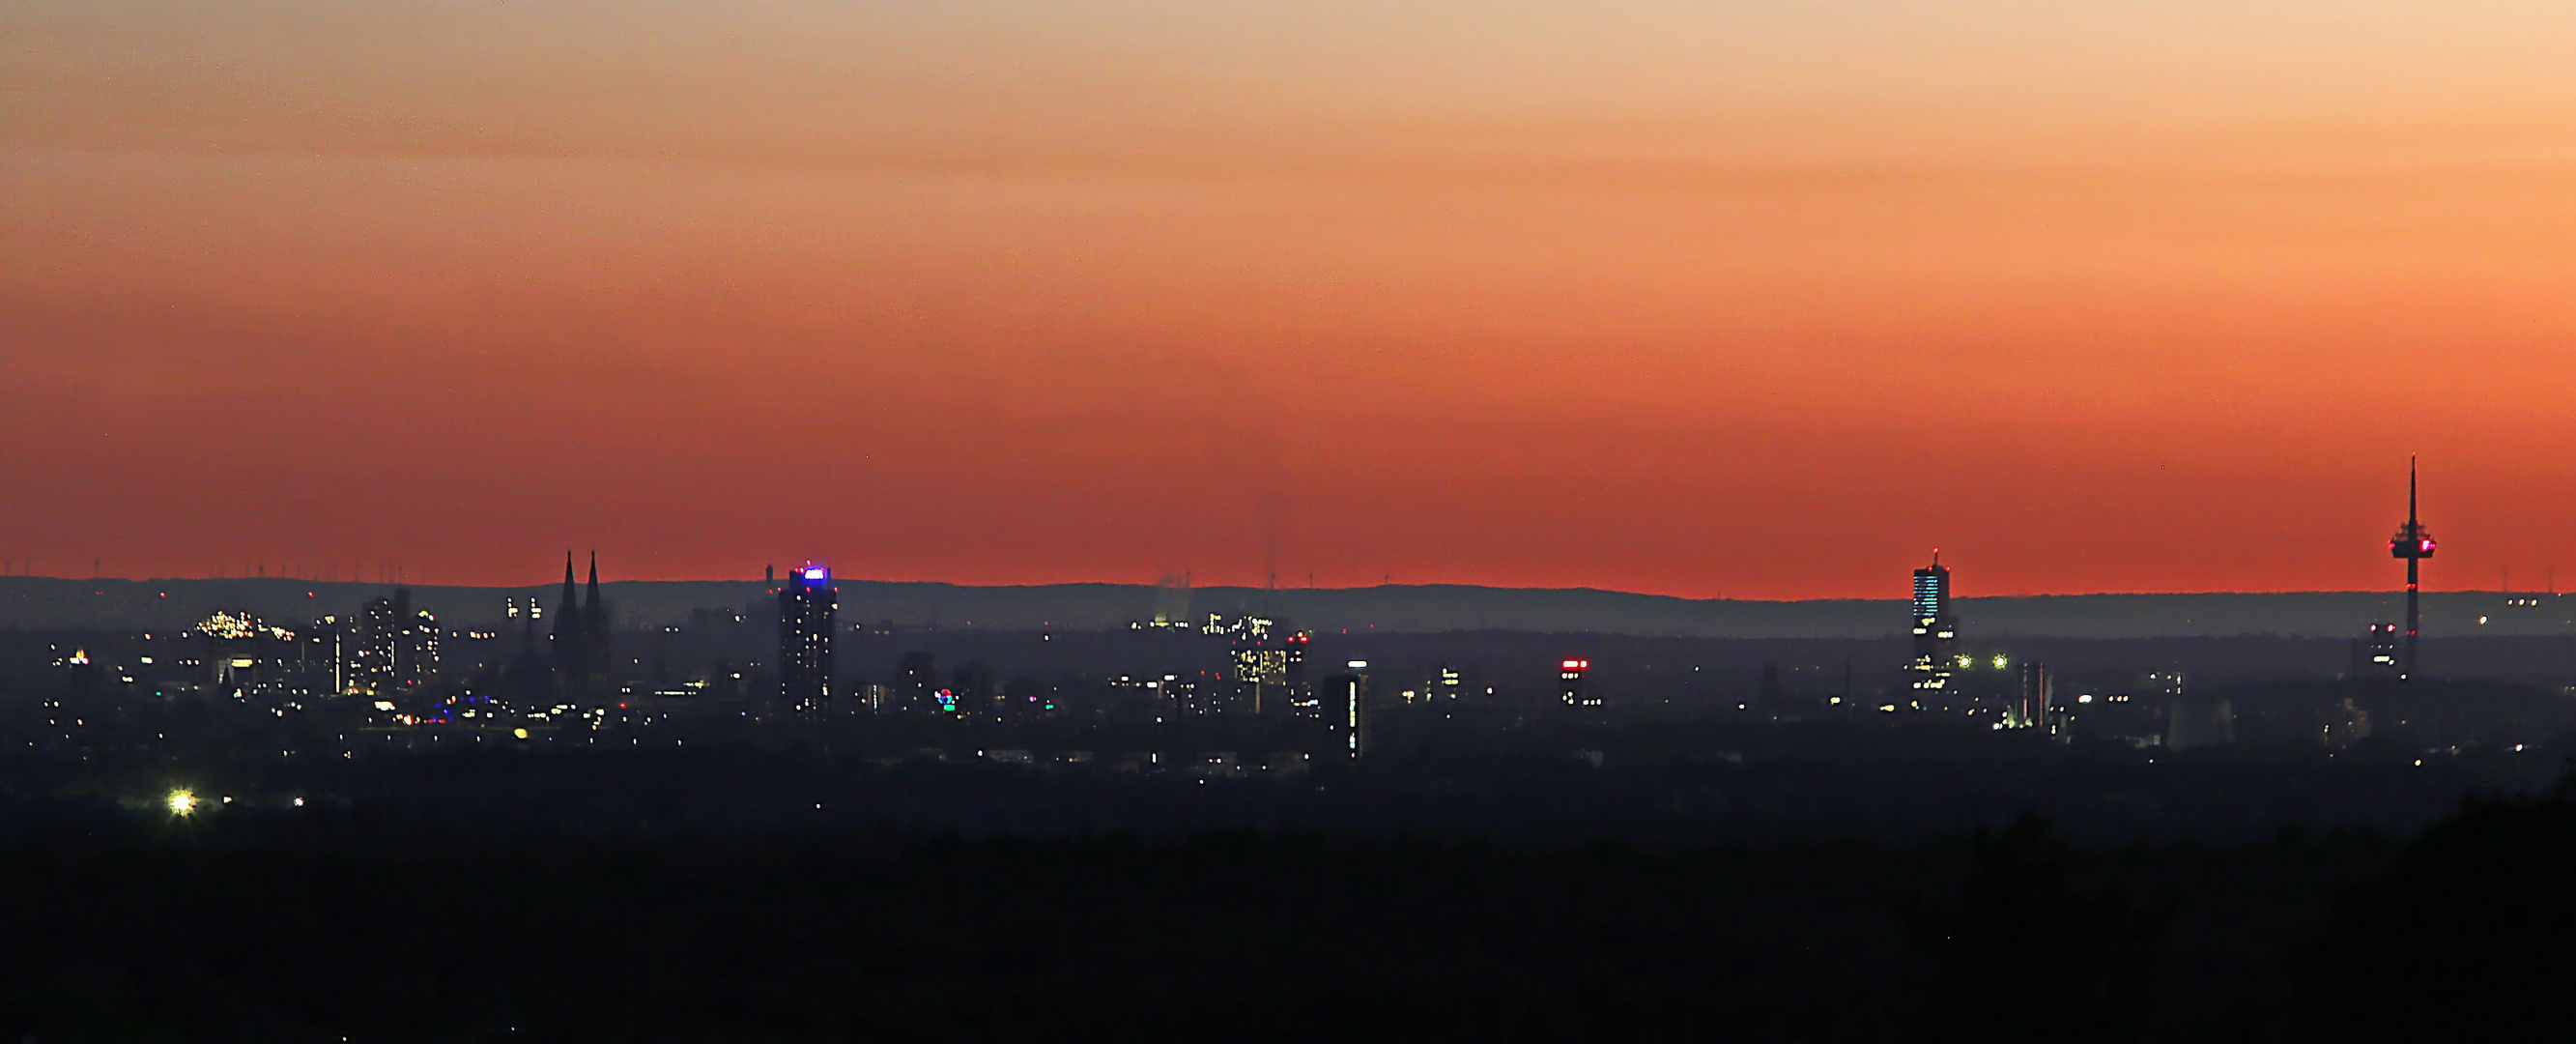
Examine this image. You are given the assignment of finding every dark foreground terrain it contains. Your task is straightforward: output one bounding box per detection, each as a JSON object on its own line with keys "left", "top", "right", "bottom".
{"left": 2, "top": 754, "right": 2573, "bottom": 1042}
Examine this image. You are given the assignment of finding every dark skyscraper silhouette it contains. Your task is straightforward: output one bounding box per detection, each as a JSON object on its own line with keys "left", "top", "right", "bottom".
{"left": 898, "top": 652, "right": 940, "bottom": 713}
{"left": 779, "top": 563, "right": 837, "bottom": 713}
{"left": 2389, "top": 457, "right": 2436, "bottom": 681}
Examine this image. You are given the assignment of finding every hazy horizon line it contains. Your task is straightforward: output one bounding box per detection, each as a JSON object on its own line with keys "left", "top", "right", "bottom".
{"left": 0, "top": 573, "right": 2493, "bottom": 601}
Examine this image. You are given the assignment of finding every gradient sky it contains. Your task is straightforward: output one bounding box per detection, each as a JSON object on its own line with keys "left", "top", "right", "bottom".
{"left": 7, "top": 1, "right": 2576, "bottom": 596}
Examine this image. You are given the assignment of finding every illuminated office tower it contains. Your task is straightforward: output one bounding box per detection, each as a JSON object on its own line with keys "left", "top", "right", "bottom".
{"left": 354, "top": 592, "right": 398, "bottom": 695}
{"left": 778, "top": 563, "right": 837, "bottom": 713}
{"left": 1229, "top": 619, "right": 1294, "bottom": 714}
{"left": 1331, "top": 661, "right": 1374, "bottom": 759}
{"left": 195, "top": 610, "right": 293, "bottom": 695}
{"left": 353, "top": 588, "right": 437, "bottom": 696}
{"left": 305, "top": 616, "right": 347, "bottom": 697}
{"left": 1908, "top": 554, "right": 1957, "bottom": 696}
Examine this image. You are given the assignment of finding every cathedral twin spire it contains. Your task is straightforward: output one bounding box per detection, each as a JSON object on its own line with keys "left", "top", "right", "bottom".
{"left": 551, "top": 550, "right": 612, "bottom": 691}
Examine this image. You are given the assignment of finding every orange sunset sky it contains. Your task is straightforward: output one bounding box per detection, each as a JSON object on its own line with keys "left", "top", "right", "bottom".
{"left": 6, "top": 1, "right": 2576, "bottom": 597}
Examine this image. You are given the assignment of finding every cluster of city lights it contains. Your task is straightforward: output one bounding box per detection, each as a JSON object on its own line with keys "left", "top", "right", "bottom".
{"left": 194, "top": 611, "right": 296, "bottom": 642}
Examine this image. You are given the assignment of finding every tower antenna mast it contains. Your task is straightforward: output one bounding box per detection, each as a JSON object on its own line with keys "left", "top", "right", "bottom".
{"left": 2390, "top": 455, "right": 2436, "bottom": 681}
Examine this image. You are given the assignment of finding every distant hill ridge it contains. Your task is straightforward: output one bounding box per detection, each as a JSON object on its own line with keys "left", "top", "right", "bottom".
{"left": 0, "top": 576, "right": 2558, "bottom": 639}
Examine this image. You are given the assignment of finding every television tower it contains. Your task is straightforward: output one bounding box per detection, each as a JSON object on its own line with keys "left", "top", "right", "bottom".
{"left": 2389, "top": 456, "right": 2436, "bottom": 681}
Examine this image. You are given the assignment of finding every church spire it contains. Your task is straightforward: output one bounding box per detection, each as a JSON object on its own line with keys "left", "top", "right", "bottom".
{"left": 582, "top": 550, "right": 612, "bottom": 686}
{"left": 550, "top": 550, "right": 582, "bottom": 687}
{"left": 552, "top": 551, "right": 577, "bottom": 642}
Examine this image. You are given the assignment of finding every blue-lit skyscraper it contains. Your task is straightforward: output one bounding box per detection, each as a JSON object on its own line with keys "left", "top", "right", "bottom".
{"left": 779, "top": 563, "right": 837, "bottom": 712}
{"left": 1908, "top": 553, "right": 1956, "bottom": 696}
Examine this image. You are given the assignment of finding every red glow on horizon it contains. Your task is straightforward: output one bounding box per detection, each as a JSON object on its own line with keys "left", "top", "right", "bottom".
{"left": 7, "top": 2, "right": 2574, "bottom": 598}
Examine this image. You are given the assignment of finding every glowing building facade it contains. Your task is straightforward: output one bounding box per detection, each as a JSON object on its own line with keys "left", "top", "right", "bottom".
{"left": 778, "top": 563, "right": 837, "bottom": 713}
{"left": 1228, "top": 618, "right": 1307, "bottom": 714}
{"left": 1331, "top": 661, "right": 1375, "bottom": 759}
{"left": 194, "top": 610, "right": 298, "bottom": 695}
{"left": 1908, "top": 555, "right": 1957, "bottom": 696}
{"left": 352, "top": 588, "right": 438, "bottom": 696}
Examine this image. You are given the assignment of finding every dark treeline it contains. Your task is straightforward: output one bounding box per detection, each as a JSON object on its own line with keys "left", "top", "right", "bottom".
{"left": 0, "top": 732, "right": 2560, "bottom": 846}
{"left": 6, "top": 775, "right": 2575, "bottom": 1042}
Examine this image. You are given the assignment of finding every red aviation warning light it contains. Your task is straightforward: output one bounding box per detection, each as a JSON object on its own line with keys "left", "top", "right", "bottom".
{"left": 1560, "top": 657, "right": 1597, "bottom": 708}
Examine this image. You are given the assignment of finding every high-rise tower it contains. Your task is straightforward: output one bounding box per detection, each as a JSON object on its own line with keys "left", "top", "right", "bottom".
{"left": 1332, "top": 660, "right": 1374, "bottom": 759}
{"left": 2389, "top": 457, "right": 2437, "bottom": 681}
{"left": 778, "top": 563, "right": 837, "bottom": 712}
{"left": 1908, "top": 553, "right": 1957, "bottom": 696}
{"left": 352, "top": 588, "right": 437, "bottom": 696}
